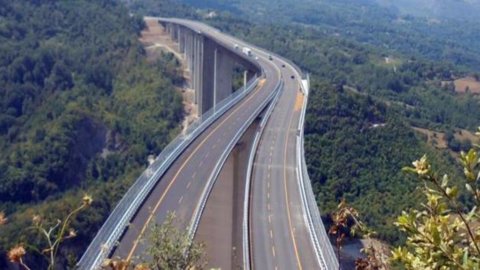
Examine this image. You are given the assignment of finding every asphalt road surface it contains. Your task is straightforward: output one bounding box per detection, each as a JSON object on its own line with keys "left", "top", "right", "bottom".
{"left": 249, "top": 61, "right": 321, "bottom": 270}
{"left": 176, "top": 19, "right": 325, "bottom": 270}
{"left": 112, "top": 19, "right": 282, "bottom": 264}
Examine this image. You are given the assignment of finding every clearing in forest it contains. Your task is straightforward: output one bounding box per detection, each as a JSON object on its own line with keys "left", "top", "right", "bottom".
{"left": 453, "top": 77, "right": 480, "bottom": 94}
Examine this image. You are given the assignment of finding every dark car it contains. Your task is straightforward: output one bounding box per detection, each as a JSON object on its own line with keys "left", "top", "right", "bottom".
{"left": 282, "top": 64, "right": 286, "bottom": 68}
{"left": 269, "top": 55, "right": 273, "bottom": 60}
{"left": 291, "top": 75, "right": 295, "bottom": 79}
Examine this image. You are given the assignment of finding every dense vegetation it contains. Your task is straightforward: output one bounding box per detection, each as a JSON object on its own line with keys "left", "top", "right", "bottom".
{"left": 179, "top": 0, "right": 480, "bottom": 71}
{"left": 0, "top": 0, "right": 183, "bottom": 267}
{"left": 303, "top": 82, "right": 464, "bottom": 243}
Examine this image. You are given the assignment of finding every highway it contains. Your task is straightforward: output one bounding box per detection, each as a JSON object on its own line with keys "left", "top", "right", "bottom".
{"left": 79, "top": 17, "right": 337, "bottom": 269}
{"left": 249, "top": 60, "right": 322, "bottom": 269}
{"left": 169, "top": 19, "right": 333, "bottom": 269}
{"left": 111, "top": 19, "right": 282, "bottom": 263}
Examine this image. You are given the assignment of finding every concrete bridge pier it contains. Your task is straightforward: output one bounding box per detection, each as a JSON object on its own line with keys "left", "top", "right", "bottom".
{"left": 200, "top": 36, "right": 215, "bottom": 115}
{"left": 178, "top": 26, "right": 186, "bottom": 54}
{"left": 163, "top": 21, "right": 260, "bottom": 117}
{"left": 214, "top": 47, "right": 234, "bottom": 105}
{"left": 194, "top": 34, "right": 203, "bottom": 107}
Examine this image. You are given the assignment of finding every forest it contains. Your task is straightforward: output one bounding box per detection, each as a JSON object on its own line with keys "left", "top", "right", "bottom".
{"left": 179, "top": 0, "right": 480, "bottom": 71}
{"left": 0, "top": 0, "right": 184, "bottom": 267}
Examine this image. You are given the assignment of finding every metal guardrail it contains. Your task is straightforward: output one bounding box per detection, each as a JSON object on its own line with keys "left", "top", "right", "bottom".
{"left": 77, "top": 76, "right": 259, "bottom": 269}
{"left": 242, "top": 80, "right": 284, "bottom": 270}
{"left": 296, "top": 79, "right": 339, "bottom": 269}
{"left": 177, "top": 17, "right": 339, "bottom": 268}
{"left": 189, "top": 80, "right": 283, "bottom": 248}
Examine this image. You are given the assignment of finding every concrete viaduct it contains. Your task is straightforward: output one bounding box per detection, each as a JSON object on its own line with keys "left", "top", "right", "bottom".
{"left": 77, "top": 18, "right": 338, "bottom": 270}
{"left": 163, "top": 22, "right": 260, "bottom": 115}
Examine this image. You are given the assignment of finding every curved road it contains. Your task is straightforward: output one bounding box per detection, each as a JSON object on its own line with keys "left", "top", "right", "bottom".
{"left": 249, "top": 61, "right": 322, "bottom": 269}
{"left": 111, "top": 19, "right": 282, "bottom": 263}
{"left": 166, "top": 19, "right": 329, "bottom": 270}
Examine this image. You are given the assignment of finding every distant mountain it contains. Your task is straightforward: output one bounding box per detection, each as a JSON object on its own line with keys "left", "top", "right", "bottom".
{"left": 376, "top": 0, "right": 480, "bottom": 21}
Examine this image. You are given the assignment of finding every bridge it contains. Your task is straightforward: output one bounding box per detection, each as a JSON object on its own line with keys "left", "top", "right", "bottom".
{"left": 78, "top": 18, "right": 338, "bottom": 270}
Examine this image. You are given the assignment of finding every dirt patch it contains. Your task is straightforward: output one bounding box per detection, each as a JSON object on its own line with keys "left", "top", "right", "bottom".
{"left": 140, "top": 17, "right": 198, "bottom": 130}
{"left": 412, "top": 127, "right": 448, "bottom": 149}
{"left": 140, "top": 18, "right": 185, "bottom": 63}
{"left": 453, "top": 77, "right": 480, "bottom": 94}
{"left": 454, "top": 129, "right": 479, "bottom": 144}
{"left": 412, "top": 127, "right": 479, "bottom": 150}
{"left": 341, "top": 238, "right": 390, "bottom": 269}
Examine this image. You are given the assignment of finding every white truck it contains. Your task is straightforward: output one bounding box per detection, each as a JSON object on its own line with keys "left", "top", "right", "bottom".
{"left": 242, "top": 47, "right": 252, "bottom": 57}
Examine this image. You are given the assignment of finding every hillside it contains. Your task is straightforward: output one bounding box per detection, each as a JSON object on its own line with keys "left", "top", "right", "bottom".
{"left": 178, "top": 0, "right": 480, "bottom": 71}
{"left": 0, "top": 0, "right": 184, "bottom": 267}
{"left": 377, "top": 0, "right": 480, "bottom": 21}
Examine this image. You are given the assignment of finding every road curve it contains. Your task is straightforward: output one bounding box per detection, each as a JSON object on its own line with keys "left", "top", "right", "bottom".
{"left": 249, "top": 59, "right": 323, "bottom": 269}
{"left": 175, "top": 19, "right": 335, "bottom": 270}
{"left": 110, "top": 19, "right": 282, "bottom": 264}
{"left": 80, "top": 17, "right": 336, "bottom": 269}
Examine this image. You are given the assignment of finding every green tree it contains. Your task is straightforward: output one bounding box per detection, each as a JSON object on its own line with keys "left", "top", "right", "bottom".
{"left": 143, "top": 213, "right": 206, "bottom": 270}
{"left": 6, "top": 195, "right": 92, "bottom": 270}
{"left": 392, "top": 127, "right": 480, "bottom": 269}
{"left": 103, "top": 212, "right": 206, "bottom": 270}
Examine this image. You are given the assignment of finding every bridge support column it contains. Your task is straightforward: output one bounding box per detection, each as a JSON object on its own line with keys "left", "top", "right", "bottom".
{"left": 178, "top": 27, "right": 186, "bottom": 54}
{"left": 199, "top": 38, "right": 216, "bottom": 115}
{"left": 172, "top": 24, "right": 179, "bottom": 41}
{"left": 214, "top": 48, "right": 233, "bottom": 105}
{"left": 193, "top": 35, "right": 202, "bottom": 106}
{"left": 163, "top": 22, "right": 260, "bottom": 117}
{"left": 184, "top": 31, "right": 195, "bottom": 89}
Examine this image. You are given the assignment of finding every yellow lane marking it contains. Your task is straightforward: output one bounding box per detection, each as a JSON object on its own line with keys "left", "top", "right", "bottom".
{"left": 270, "top": 230, "right": 273, "bottom": 239}
{"left": 294, "top": 92, "right": 304, "bottom": 112}
{"left": 284, "top": 93, "right": 303, "bottom": 270}
{"left": 272, "top": 246, "right": 276, "bottom": 257}
{"left": 245, "top": 53, "right": 283, "bottom": 270}
{"left": 125, "top": 79, "right": 265, "bottom": 262}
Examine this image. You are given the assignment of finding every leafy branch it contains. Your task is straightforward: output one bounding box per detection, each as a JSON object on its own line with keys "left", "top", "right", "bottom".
{"left": 5, "top": 195, "right": 93, "bottom": 269}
